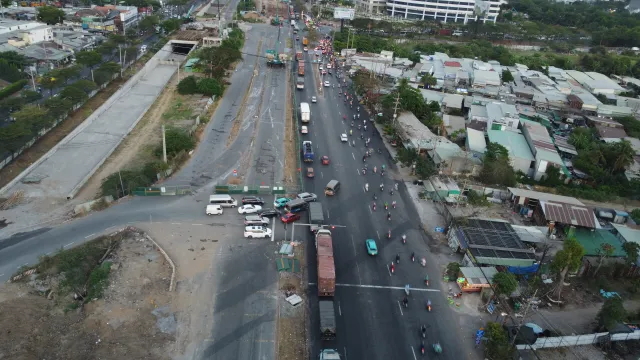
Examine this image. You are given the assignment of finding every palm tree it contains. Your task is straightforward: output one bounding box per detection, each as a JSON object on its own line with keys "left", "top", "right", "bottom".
{"left": 611, "top": 140, "right": 635, "bottom": 173}
{"left": 420, "top": 73, "right": 437, "bottom": 89}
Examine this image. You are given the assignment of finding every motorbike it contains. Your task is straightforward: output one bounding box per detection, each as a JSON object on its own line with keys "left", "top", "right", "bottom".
{"left": 365, "top": 183, "right": 369, "bottom": 191}
{"left": 373, "top": 193, "right": 377, "bottom": 200}
{"left": 402, "top": 297, "right": 408, "bottom": 308}
{"left": 411, "top": 253, "right": 415, "bottom": 262}
{"left": 392, "top": 202, "right": 396, "bottom": 209}
{"left": 380, "top": 184, "right": 384, "bottom": 191}
{"left": 390, "top": 263, "right": 395, "bottom": 274}
{"left": 420, "top": 341, "right": 425, "bottom": 355}
{"left": 351, "top": 121, "right": 354, "bottom": 127}
{"left": 387, "top": 213, "right": 391, "bottom": 221}
{"left": 373, "top": 166, "right": 377, "bottom": 173}
{"left": 427, "top": 300, "right": 432, "bottom": 312}
{"left": 424, "top": 277, "right": 429, "bottom": 286}
{"left": 362, "top": 168, "right": 366, "bottom": 175}
{"left": 372, "top": 203, "right": 376, "bottom": 211}
{"left": 389, "top": 189, "right": 394, "bottom": 195}
{"left": 358, "top": 124, "right": 361, "bottom": 129}
{"left": 402, "top": 234, "right": 406, "bottom": 244}
{"left": 387, "top": 230, "right": 391, "bottom": 239}
{"left": 384, "top": 203, "right": 388, "bottom": 210}
{"left": 395, "top": 254, "right": 400, "bottom": 264}
{"left": 420, "top": 326, "right": 427, "bottom": 339}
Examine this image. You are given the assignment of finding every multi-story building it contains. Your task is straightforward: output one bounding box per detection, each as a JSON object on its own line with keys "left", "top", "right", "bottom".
{"left": 355, "top": 0, "right": 387, "bottom": 14}
{"left": 386, "top": 0, "right": 501, "bottom": 23}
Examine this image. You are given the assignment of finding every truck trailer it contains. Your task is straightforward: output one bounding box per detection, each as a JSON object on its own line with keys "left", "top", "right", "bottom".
{"left": 300, "top": 102, "right": 310, "bottom": 123}
{"left": 308, "top": 202, "right": 324, "bottom": 232}
{"left": 316, "top": 229, "right": 335, "bottom": 297}
{"left": 297, "top": 62, "right": 305, "bottom": 76}
{"left": 319, "top": 300, "right": 337, "bottom": 340}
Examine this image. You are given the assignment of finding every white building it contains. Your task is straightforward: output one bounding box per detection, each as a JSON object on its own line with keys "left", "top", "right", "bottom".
{"left": 386, "top": 0, "right": 501, "bottom": 23}
{"left": 355, "top": 0, "right": 387, "bottom": 14}
{"left": 0, "top": 20, "right": 52, "bottom": 46}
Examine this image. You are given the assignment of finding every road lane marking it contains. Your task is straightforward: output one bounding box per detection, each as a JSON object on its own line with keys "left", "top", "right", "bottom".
{"left": 397, "top": 301, "right": 404, "bottom": 315}
{"left": 369, "top": 204, "right": 373, "bottom": 215}
{"left": 84, "top": 233, "right": 95, "bottom": 239}
{"left": 64, "top": 242, "right": 74, "bottom": 248}
{"left": 411, "top": 346, "right": 417, "bottom": 360}
{"left": 387, "top": 263, "right": 392, "bottom": 277}
{"left": 344, "top": 347, "right": 348, "bottom": 360}
{"left": 326, "top": 209, "right": 330, "bottom": 219}
{"left": 271, "top": 219, "right": 275, "bottom": 242}
{"left": 335, "top": 283, "right": 440, "bottom": 292}
{"left": 376, "top": 230, "right": 380, "bottom": 240}
{"left": 356, "top": 168, "right": 360, "bottom": 175}
{"left": 191, "top": 223, "right": 203, "bottom": 226}
{"left": 338, "top": 301, "right": 342, "bottom": 316}
{"left": 321, "top": 172, "right": 324, "bottom": 179}
{"left": 352, "top": 153, "right": 355, "bottom": 160}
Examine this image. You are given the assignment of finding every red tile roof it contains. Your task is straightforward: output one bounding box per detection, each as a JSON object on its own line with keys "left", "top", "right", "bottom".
{"left": 542, "top": 201, "right": 596, "bottom": 229}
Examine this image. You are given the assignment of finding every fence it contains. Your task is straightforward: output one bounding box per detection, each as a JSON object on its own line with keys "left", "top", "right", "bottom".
{"left": 132, "top": 185, "right": 192, "bottom": 196}
{"left": 516, "top": 330, "right": 640, "bottom": 350}
{"left": 214, "top": 184, "right": 294, "bottom": 195}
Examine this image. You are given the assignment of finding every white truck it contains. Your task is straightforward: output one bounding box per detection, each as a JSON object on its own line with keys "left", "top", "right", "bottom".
{"left": 300, "top": 102, "right": 310, "bottom": 123}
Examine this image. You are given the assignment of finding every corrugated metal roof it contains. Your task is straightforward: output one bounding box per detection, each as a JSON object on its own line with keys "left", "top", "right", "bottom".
{"left": 541, "top": 201, "right": 597, "bottom": 229}
{"left": 466, "top": 128, "right": 487, "bottom": 153}
{"left": 508, "top": 187, "right": 585, "bottom": 206}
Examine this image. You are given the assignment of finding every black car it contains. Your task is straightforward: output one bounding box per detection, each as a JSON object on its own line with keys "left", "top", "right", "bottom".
{"left": 258, "top": 208, "right": 279, "bottom": 218}
{"left": 242, "top": 196, "right": 265, "bottom": 205}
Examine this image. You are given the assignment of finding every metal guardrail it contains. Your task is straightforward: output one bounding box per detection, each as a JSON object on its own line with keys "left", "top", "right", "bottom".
{"left": 213, "top": 184, "right": 293, "bottom": 195}
{"left": 132, "top": 185, "right": 192, "bottom": 196}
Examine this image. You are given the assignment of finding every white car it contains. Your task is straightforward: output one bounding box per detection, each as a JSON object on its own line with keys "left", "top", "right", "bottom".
{"left": 327, "top": 63, "right": 332, "bottom": 69}
{"left": 297, "top": 192, "right": 318, "bottom": 202}
{"left": 301, "top": 126, "right": 308, "bottom": 134}
{"left": 324, "top": 81, "right": 330, "bottom": 87}
{"left": 311, "top": 96, "right": 317, "bottom": 103}
{"left": 238, "top": 204, "right": 262, "bottom": 214}
{"left": 340, "top": 133, "right": 348, "bottom": 142}
{"left": 319, "top": 65, "right": 323, "bottom": 70}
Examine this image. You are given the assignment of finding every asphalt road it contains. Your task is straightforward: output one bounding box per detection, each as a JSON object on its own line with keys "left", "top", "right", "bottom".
{"left": 293, "top": 24, "right": 468, "bottom": 360}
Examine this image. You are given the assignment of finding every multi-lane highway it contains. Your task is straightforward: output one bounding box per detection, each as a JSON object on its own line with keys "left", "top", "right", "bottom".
{"left": 292, "top": 24, "right": 469, "bottom": 360}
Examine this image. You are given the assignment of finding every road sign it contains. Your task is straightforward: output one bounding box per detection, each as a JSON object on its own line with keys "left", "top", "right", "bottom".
{"left": 475, "top": 329, "right": 485, "bottom": 345}
{"left": 333, "top": 7, "right": 355, "bottom": 20}
{"left": 233, "top": 169, "right": 237, "bottom": 177}
{"left": 487, "top": 301, "right": 495, "bottom": 314}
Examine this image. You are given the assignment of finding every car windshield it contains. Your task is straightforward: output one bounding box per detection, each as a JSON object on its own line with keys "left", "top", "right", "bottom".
{"left": 368, "top": 240, "right": 377, "bottom": 250}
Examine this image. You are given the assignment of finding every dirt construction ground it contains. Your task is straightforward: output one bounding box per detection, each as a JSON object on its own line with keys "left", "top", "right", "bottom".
{"left": 0, "top": 228, "right": 174, "bottom": 360}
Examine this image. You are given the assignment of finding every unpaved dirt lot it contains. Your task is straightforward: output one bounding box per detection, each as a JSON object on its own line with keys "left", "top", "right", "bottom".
{"left": 0, "top": 228, "right": 175, "bottom": 360}
{"left": 277, "top": 243, "right": 308, "bottom": 360}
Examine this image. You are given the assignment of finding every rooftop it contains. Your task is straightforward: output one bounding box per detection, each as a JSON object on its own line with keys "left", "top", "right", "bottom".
{"left": 540, "top": 200, "right": 597, "bottom": 229}
{"left": 455, "top": 218, "right": 536, "bottom": 263}
{"left": 396, "top": 111, "right": 440, "bottom": 149}
{"left": 596, "top": 125, "right": 628, "bottom": 140}
{"left": 508, "top": 187, "right": 585, "bottom": 206}
{"left": 443, "top": 93, "right": 464, "bottom": 109}
{"left": 565, "top": 70, "right": 624, "bottom": 92}
{"left": 459, "top": 266, "right": 498, "bottom": 286}
{"left": 574, "top": 228, "right": 626, "bottom": 257}
{"left": 487, "top": 130, "right": 534, "bottom": 161}
{"left": 467, "top": 128, "right": 487, "bottom": 153}
{"left": 443, "top": 114, "right": 465, "bottom": 134}
{"left": 611, "top": 223, "right": 640, "bottom": 244}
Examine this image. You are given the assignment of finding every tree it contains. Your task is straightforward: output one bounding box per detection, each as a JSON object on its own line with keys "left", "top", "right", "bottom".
{"left": 52, "top": 65, "right": 82, "bottom": 84}
{"left": 36, "top": 6, "right": 65, "bottom": 25}
{"left": 197, "top": 77, "right": 224, "bottom": 97}
{"left": 479, "top": 143, "right": 517, "bottom": 187}
{"left": 445, "top": 262, "right": 461, "bottom": 280}
{"left": 484, "top": 322, "right": 514, "bottom": 359}
{"left": 161, "top": 128, "right": 195, "bottom": 157}
{"left": 623, "top": 241, "right": 640, "bottom": 266}
{"left": 139, "top": 15, "right": 159, "bottom": 31}
{"left": 0, "top": 121, "right": 32, "bottom": 154}
{"left": 0, "top": 97, "right": 26, "bottom": 112}
{"left": 177, "top": 75, "right": 199, "bottom": 94}
{"left": 21, "top": 90, "right": 42, "bottom": 103}
{"left": 44, "top": 97, "right": 73, "bottom": 119}
{"left": 594, "top": 243, "right": 615, "bottom": 275}
{"left": 13, "top": 104, "right": 51, "bottom": 133}
{"left": 0, "top": 59, "right": 25, "bottom": 83}
{"left": 501, "top": 69, "right": 514, "bottom": 83}
{"left": 596, "top": 297, "right": 627, "bottom": 331}
{"left": 98, "top": 61, "right": 122, "bottom": 75}
{"left": 550, "top": 237, "right": 585, "bottom": 300}
{"left": 39, "top": 75, "right": 60, "bottom": 96}
{"left": 59, "top": 85, "right": 88, "bottom": 104}
{"left": 71, "top": 79, "right": 98, "bottom": 93}
{"left": 420, "top": 73, "right": 437, "bottom": 88}
{"left": 492, "top": 272, "right": 518, "bottom": 297}
{"left": 75, "top": 50, "right": 102, "bottom": 69}
{"left": 161, "top": 18, "right": 182, "bottom": 33}
{"left": 93, "top": 70, "right": 112, "bottom": 86}
{"left": 97, "top": 41, "right": 117, "bottom": 56}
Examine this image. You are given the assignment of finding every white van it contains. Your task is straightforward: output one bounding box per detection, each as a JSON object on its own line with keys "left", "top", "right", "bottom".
{"left": 244, "top": 226, "right": 272, "bottom": 239}
{"left": 206, "top": 205, "right": 223, "bottom": 215}
{"left": 209, "top": 194, "right": 237, "bottom": 207}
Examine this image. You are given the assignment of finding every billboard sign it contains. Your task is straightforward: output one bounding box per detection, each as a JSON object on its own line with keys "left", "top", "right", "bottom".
{"left": 333, "top": 7, "right": 355, "bottom": 20}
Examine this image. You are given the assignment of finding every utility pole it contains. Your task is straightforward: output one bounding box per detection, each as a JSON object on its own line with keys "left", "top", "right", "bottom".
{"left": 118, "top": 170, "right": 125, "bottom": 197}
{"left": 392, "top": 91, "right": 401, "bottom": 124}
{"left": 162, "top": 124, "right": 167, "bottom": 163}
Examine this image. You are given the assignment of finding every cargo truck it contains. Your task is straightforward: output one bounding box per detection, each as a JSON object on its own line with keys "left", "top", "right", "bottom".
{"left": 296, "top": 51, "right": 303, "bottom": 61}
{"left": 296, "top": 76, "right": 305, "bottom": 90}
{"left": 300, "top": 102, "right": 310, "bottom": 123}
{"left": 297, "top": 62, "right": 305, "bottom": 76}
{"left": 302, "top": 140, "right": 314, "bottom": 162}
{"left": 316, "top": 229, "right": 335, "bottom": 296}
{"left": 319, "top": 300, "right": 337, "bottom": 340}
{"left": 303, "top": 37, "right": 308, "bottom": 46}
{"left": 308, "top": 202, "right": 324, "bottom": 233}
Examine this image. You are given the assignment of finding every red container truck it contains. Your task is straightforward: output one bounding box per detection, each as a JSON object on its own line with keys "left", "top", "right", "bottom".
{"left": 298, "top": 61, "right": 305, "bottom": 76}
{"left": 316, "top": 229, "right": 336, "bottom": 297}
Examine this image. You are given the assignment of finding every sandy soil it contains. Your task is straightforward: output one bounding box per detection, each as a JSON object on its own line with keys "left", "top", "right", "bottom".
{"left": 0, "top": 229, "right": 174, "bottom": 360}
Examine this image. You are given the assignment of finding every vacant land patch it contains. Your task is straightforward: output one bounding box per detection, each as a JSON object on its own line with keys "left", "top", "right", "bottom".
{"left": 0, "top": 228, "right": 175, "bottom": 360}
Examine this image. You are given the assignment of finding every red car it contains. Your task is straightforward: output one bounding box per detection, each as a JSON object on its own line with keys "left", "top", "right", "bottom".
{"left": 321, "top": 156, "right": 330, "bottom": 165}
{"left": 281, "top": 212, "right": 301, "bottom": 224}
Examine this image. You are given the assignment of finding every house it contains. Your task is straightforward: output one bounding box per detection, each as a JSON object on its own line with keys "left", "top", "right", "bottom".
{"left": 565, "top": 70, "right": 625, "bottom": 95}
{"left": 466, "top": 128, "right": 487, "bottom": 157}
{"left": 595, "top": 126, "right": 628, "bottom": 143}
{"left": 473, "top": 70, "right": 501, "bottom": 88}
{"left": 597, "top": 104, "right": 634, "bottom": 118}
{"left": 486, "top": 102, "right": 519, "bottom": 130}
{"left": 396, "top": 112, "right": 440, "bottom": 153}
{"left": 457, "top": 266, "right": 499, "bottom": 293}
{"left": 487, "top": 129, "right": 535, "bottom": 176}
{"left": 0, "top": 20, "right": 52, "bottom": 47}
{"left": 443, "top": 93, "right": 464, "bottom": 110}
{"left": 447, "top": 218, "right": 537, "bottom": 267}
{"left": 429, "top": 141, "right": 482, "bottom": 176}
{"left": 532, "top": 200, "right": 598, "bottom": 231}
{"left": 520, "top": 120, "right": 567, "bottom": 181}
{"left": 443, "top": 114, "right": 465, "bottom": 137}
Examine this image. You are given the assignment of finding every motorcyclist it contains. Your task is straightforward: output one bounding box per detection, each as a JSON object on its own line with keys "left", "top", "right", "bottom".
{"left": 380, "top": 183, "right": 384, "bottom": 191}
{"left": 357, "top": 113, "right": 360, "bottom": 119}
{"left": 365, "top": 183, "right": 369, "bottom": 191}
{"left": 411, "top": 252, "right": 415, "bottom": 261}
{"left": 362, "top": 167, "right": 366, "bottom": 175}
{"left": 396, "top": 253, "right": 400, "bottom": 263}
{"left": 374, "top": 166, "right": 377, "bottom": 173}
{"left": 392, "top": 200, "right": 397, "bottom": 208}
{"left": 351, "top": 121, "right": 354, "bottom": 126}
{"left": 373, "top": 193, "right": 377, "bottom": 200}
{"left": 402, "top": 296, "right": 408, "bottom": 307}
{"left": 387, "top": 212, "right": 391, "bottom": 221}
{"left": 353, "top": 114, "right": 356, "bottom": 120}
{"left": 395, "top": 183, "right": 398, "bottom": 191}
{"left": 372, "top": 202, "right": 376, "bottom": 211}
{"left": 421, "top": 324, "right": 427, "bottom": 336}
{"left": 364, "top": 125, "right": 367, "bottom": 131}
{"left": 384, "top": 201, "right": 388, "bottom": 209}
{"left": 349, "top": 129, "right": 353, "bottom": 136}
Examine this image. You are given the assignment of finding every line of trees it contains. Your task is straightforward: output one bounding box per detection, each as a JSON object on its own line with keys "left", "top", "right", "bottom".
{"left": 0, "top": 62, "right": 121, "bottom": 158}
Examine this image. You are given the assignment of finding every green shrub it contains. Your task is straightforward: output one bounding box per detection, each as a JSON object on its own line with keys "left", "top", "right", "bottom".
{"left": 0, "top": 79, "right": 28, "bottom": 101}
{"left": 197, "top": 77, "right": 224, "bottom": 97}
{"left": 177, "top": 75, "right": 198, "bottom": 94}
{"left": 161, "top": 127, "right": 195, "bottom": 157}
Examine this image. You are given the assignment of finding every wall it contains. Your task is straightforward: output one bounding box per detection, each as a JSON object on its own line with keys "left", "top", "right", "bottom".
{"left": 516, "top": 331, "right": 640, "bottom": 350}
